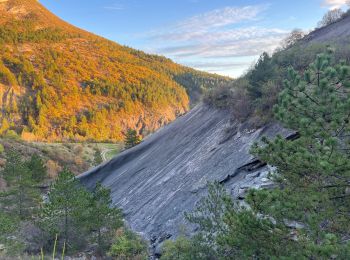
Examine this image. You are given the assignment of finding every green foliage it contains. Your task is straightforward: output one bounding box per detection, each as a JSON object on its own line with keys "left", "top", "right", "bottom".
{"left": 166, "top": 53, "right": 350, "bottom": 259}
{"left": 0, "top": 20, "right": 78, "bottom": 44}
{"left": 40, "top": 170, "right": 129, "bottom": 255}
{"left": 0, "top": 118, "right": 10, "bottom": 136}
{"left": 93, "top": 148, "right": 103, "bottom": 166}
{"left": 3, "top": 130, "right": 20, "bottom": 140}
{"left": 0, "top": 149, "right": 142, "bottom": 257}
{"left": 206, "top": 44, "right": 350, "bottom": 125}
{"left": 161, "top": 234, "right": 216, "bottom": 260}
{"left": 250, "top": 51, "right": 350, "bottom": 258}
{"left": 25, "top": 153, "right": 47, "bottom": 183}
{"left": 109, "top": 229, "right": 148, "bottom": 259}
{"left": 89, "top": 183, "right": 123, "bottom": 252}
{"left": 124, "top": 129, "right": 141, "bottom": 149}
{"left": 247, "top": 52, "right": 277, "bottom": 100}
{"left": 40, "top": 169, "right": 91, "bottom": 251}
{"left": 0, "top": 143, "right": 4, "bottom": 154}
{"left": 0, "top": 149, "right": 40, "bottom": 219}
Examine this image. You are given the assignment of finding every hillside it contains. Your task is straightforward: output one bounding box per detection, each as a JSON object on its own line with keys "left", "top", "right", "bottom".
{"left": 79, "top": 104, "right": 293, "bottom": 254}
{"left": 0, "top": 0, "right": 230, "bottom": 142}
{"left": 79, "top": 10, "right": 350, "bottom": 256}
{"left": 303, "top": 11, "right": 350, "bottom": 44}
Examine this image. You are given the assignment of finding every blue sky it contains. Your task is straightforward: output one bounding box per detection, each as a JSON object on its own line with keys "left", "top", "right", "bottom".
{"left": 40, "top": 0, "right": 349, "bottom": 77}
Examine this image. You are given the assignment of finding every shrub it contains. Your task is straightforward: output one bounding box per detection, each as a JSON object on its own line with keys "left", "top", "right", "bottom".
{"left": 109, "top": 228, "right": 148, "bottom": 259}
{"left": 3, "top": 130, "right": 20, "bottom": 140}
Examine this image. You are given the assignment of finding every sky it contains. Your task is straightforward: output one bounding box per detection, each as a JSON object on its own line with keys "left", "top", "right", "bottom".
{"left": 40, "top": 0, "right": 350, "bottom": 78}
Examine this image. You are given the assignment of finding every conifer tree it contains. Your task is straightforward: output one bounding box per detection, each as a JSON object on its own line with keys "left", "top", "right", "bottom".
{"left": 41, "top": 169, "right": 91, "bottom": 251}
{"left": 0, "top": 149, "right": 40, "bottom": 220}
{"left": 124, "top": 128, "right": 141, "bottom": 149}
{"left": 163, "top": 51, "right": 350, "bottom": 259}
{"left": 25, "top": 153, "right": 47, "bottom": 183}
{"left": 88, "top": 183, "right": 123, "bottom": 252}
{"left": 250, "top": 50, "right": 350, "bottom": 258}
{"left": 93, "top": 148, "right": 103, "bottom": 166}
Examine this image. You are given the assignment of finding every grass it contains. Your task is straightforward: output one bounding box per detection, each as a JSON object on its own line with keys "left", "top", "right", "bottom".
{"left": 0, "top": 138, "right": 124, "bottom": 176}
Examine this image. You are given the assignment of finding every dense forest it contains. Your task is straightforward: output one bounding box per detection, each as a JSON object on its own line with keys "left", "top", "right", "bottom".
{"left": 0, "top": 0, "right": 230, "bottom": 142}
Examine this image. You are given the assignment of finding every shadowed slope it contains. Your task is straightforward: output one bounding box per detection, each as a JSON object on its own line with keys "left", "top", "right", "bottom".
{"left": 79, "top": 104, "right": 292, "bottom": 251}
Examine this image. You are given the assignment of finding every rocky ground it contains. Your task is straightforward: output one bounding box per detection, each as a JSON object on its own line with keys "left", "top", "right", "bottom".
{"left": 79, "top": 104, "right": 293, "bottom": 255}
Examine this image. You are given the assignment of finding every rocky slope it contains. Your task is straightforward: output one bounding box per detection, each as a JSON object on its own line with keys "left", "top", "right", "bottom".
{"left": 304, "top": 12, "right": 350, "bottom": 44}
{"left": 79, "top": 104, "right": 293, "bottom": 254}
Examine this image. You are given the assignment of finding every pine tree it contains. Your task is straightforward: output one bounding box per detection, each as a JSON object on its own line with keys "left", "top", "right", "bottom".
{"left": 124, "top": 129, "right": 141, "bottom": 149}
{"left": 25, "top": 153, "right": 47, "bottom": 183}
{"left": 164, "top": 51, "right": 350, "bottom": 259}
{"left": 93, "top": 148, "right": 103, "bottom": 166}
{"left": 0, "top": 149, "right": 40, "bottom": 220}
{"left": 88, "top": 183, "right": 123, "bottom": 252}
{"left": 249, "top": 50, "right": 350, "bottom": 258}
{"left": 41, "top": 169, "right": 91, "bottom": 251}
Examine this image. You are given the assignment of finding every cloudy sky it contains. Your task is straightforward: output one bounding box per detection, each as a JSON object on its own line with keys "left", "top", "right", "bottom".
{"left": 40, "top": 0, "right": 349, "bottom": 78}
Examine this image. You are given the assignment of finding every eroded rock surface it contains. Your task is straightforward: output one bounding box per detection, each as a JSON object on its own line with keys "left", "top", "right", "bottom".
{"left": 78, "top": 104, "right": 292, "bottom": 250}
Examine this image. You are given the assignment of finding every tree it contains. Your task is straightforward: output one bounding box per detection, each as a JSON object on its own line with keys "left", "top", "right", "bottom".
{"left": 250, "top": 50, "right": 350, "bottom": 257}
{"left": 0, "top": 118, "right": 10, "bottom": 135}
{"left": 88, "top": 183, "right": 123, "bottom": 253}
{"left": 247, "top": 52, "right": 276, "bottom": 100}
{"left": 0, "top": 149, "right": 40, "bottom": 219}
{"left": 318, "top": 8, "right": 344, "bottom": 27}
{"left": 41, "top": 169, "right": 91, "bottom": 251}
{"left": 93, "top": 147, "right": 103, "bottom": 166}
{"left": 124, "top": 128, "right": 141, "bottom": 149}
{"left": 25, "top": 153, "right": 47, "bottom": 183}
{"left": 282, "top": 29, "right": 305, "bottom": 49}
{"left": 109, "top": 228, "right": 148, "bottom": 259}
{"left": 164, "top": 51, "right": 350, "bottom": 258}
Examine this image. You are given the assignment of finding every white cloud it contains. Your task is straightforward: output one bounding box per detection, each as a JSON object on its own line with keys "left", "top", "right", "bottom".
{"left": 175, "top": 5, "right": 267, "bottom": 32}
{"left": 321, "top": 0, "right": 349, "bottom": 10}
{"left": 158, "top": 36, "right": 285, "bottom": 59}
{"left": 143, "top": 5, "right": 288, "bottom": 77}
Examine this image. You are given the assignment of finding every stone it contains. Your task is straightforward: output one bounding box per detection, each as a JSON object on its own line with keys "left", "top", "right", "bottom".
{"left": 79, "top": 104, "right": 294, "bottom": 250}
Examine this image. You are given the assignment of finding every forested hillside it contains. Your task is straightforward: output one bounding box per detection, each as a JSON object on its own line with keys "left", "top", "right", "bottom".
{"left": 0, "top": 0, "right": 230, "bottom": 142}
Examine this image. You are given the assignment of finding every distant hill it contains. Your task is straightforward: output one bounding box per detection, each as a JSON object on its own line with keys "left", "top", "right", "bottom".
{"left": 0, "top": 0, "right": 230, "bottom": 142}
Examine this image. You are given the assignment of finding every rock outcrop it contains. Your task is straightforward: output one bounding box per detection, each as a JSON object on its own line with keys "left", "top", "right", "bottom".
{"left": 78, "top": 104, "right": 292, "bottom": 252}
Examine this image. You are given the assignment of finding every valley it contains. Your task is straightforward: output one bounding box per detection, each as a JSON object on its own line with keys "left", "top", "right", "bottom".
{"left": 0, "top": 0, "right": 350, "bottom": 259}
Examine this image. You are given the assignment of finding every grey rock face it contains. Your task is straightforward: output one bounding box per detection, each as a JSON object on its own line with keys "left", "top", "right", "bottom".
{"left": 78, "top": 104, "right": 291, "bottom": 250}
{"left": 303, "top": 14, "right": 350, "bottom": 45}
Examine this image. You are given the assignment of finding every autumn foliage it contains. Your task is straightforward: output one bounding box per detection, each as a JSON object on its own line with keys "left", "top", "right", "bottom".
{"left": 0, "top": 0, "right": 230, "bottom": 142}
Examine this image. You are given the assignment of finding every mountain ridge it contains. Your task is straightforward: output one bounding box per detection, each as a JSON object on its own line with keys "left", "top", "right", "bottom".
{"left": 0, "top": 0, "right": 231, "bottom": 142}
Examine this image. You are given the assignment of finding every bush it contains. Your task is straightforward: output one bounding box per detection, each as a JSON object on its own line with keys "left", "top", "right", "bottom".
{"left": 3, "top": 130, "right": 20, "bottom": 140}
{"left": 109, "top": 228, "right": 148, "bottom": 259}
{"left": 0, "top": 144, "right": 4, "bottom": 154}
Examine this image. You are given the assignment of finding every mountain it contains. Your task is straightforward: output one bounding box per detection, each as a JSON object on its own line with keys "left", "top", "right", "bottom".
{"left": 0, "top": 0, "right": 230, "bottom": 142}
{"left": 79, "top": 105, "right": 293, "bottom": 255}
{"left": 78, "top": 12, "right": 350, "bottom": 256}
